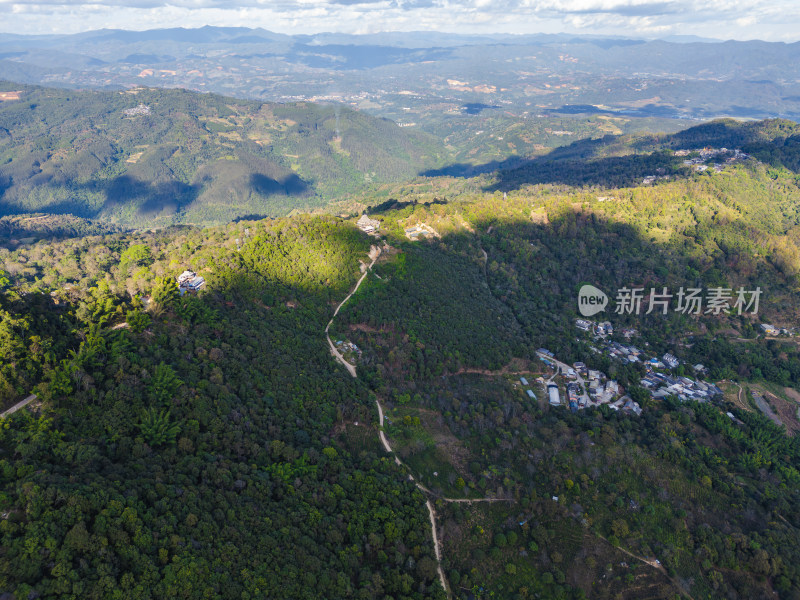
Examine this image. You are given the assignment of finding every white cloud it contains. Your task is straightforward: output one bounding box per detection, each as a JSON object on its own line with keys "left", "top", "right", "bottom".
{"left": 0, "top": 0, "right": 794, "bottom": 40}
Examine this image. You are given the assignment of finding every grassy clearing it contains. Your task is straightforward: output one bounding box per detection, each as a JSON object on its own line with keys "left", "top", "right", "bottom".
{"left": 384, "top": 404, "right": 481, "bottom": 498}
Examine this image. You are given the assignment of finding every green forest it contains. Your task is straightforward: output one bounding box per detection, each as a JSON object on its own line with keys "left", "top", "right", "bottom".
{"left": 0, "top": 83, "right": 446, "bottom": 227}
{"left": 0, "top": 217, "right": 445, "bottom": 599}
{"left": 2, "top": 84, "right": 800, "bottom": 599}
{"left": 331, "top": 163, "right": 800, "bottom": 598}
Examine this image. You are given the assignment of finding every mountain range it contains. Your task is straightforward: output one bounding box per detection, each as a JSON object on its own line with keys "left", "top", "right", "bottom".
{"left": 0, "top": 26, "right": 798, "bottom": 124}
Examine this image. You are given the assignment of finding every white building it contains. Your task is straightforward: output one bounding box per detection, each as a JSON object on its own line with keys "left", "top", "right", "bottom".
{"left": 357, "top": 214, "right": 380, "bottom": 233}
{"left": 177, "top": 270, "right": 206, "bottom": 294}
{"left": 662, "top": 353, "right": 679, "bottom": 369}
{"left": 547, "top": 384, "right": 561, "bottom": 406}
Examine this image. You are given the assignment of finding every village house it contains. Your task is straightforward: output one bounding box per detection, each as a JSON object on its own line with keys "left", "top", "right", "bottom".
{"left": 662, "top": 353, "right": 680, "bottom": 369}
{"left": 356, "top": 214, "right": 380, "bottom": 234}
{"left": 760, "top": 323, "right": 778, "bottom": 335}
{"left": 547, "top": 383, "right": 561, "bottom": 406}
{"left": 177, "top": 270, "right": 206, "bottom": 294}
{"left": 594, "top": 321, "right": 613, "bottom": 336}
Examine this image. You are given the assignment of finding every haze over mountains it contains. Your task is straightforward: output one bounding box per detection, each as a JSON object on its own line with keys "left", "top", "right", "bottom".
{"left": 0, "top": 26, "right": 799, "bottom": 125}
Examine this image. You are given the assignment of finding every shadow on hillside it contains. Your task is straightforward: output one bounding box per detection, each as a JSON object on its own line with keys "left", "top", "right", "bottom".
{"left": 0, "top": 214, "right": 116, "bottom": 246}
{"left": 419, "top": 131, "right": 693, "bottom": 191}
{"left": 103, "top": 175, "right": 202, "bottom": 217}
{"left": 250, "top": 173, "right": 310, "bottom": 197}
{"left": 422, "top": 118, "right": 800, "bottom": 191}
{"left": 420, "top": 155, "right": 525, "bottom": 178}
{"left": 0, "top": 199, "right": 94, "bottom": 220}
{"left": 340, "top": 201, "right": 794, "bottom": 403}
{"left": 350, "top": 213, "right": 682, "bottom": 363}
{"left": 418, "top": 135, "right": 627, "bottom": 181}
{"left": 484, "top": 151, "right": 690, "bottom": 191}
{"left": 462, "top": 103, "right": 499, "bottom": 115}
{"left": 0, "top": 165, "right": 315, "bottom": 223}
{"left": 552, "top": 103, "right": 683, "bottom": 119}
{"left": 341, "top": 201, "right": 795, "bottom": 595}
{"left": 232, "top": 213, "right": 269, "bottom": 223}
{"left": 365, "top": 197, "right": 449, "bottom": 216}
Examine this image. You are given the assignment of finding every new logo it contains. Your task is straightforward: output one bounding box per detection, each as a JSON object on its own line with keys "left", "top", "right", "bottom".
{"left": 578, "top": 284, "right": 608, "bottom": 317}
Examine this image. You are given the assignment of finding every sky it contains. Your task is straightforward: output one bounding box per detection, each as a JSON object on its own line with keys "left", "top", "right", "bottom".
{"left": 0, "top": 0, "right": 797, "bottom": 42}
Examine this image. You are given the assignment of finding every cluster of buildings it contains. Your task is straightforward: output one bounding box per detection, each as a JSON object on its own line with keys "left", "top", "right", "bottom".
{"left": 177, "top": 270, "right": 205, "bottom": 294}
{"left": 641, "top": 372, "right": 722, "bottom": 402}
{"left": 575, "top": 319, "right": 636, "bottom": 338}
{"left": 569, "top": 362, "right": 621, "bottom": 405}
{"left": 676, "top": 147, "right": 750, "bottom": 173}
{"left": 335, "top": 340, "right": 362, "bottom": 358}
{"left": 567, "top": 316, "right": 726, "bottom": 407}
{"left": 123, "top": 103, "right": 151, "bottom": 117}
{"left": 585, "top": 371, "right": 621, "bottom": 404}
{"left": 593, "top": 339, "right": 721, "bottom": 403}
{"left": 571, "top": 360, "right": 642, "bottom": 414}
{"left": 404, "top": 223, "right": 437, "bottom": 241}
{"left": 356, "top": 214, "right": 380, "bottom": 235}
{"left": 536, "top": 349, "right": 641, "bottom": 415}
{"left": 603, "top": 340, "right": 647, "bottom": 364}
{"left": 600, "top": 340, "right": 680, "bottom": 371}
{"left": 640, "top": 147, "right": 750, "bottom": 184}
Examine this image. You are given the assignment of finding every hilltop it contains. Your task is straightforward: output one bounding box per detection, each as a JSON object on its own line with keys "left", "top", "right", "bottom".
{"left": 0, "top": 83, "right": 446, "bottom": 227}
{"left": 3, "top": 80, "right": 800, "bottom": 233}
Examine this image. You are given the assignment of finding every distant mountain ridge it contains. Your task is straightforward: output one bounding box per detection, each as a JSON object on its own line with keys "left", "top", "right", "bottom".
{"left": 0, "top": 26, "right": 797, "bottom": 122}
{"left": 2, "top": 79, "right": 800, "bottom": 232}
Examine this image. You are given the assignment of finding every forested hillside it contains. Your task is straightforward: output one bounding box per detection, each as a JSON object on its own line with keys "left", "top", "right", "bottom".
{"left": 484, "top": 118, "right": 800, "bottom": 190}
{"left": 3, "top": 100, "right": 800, "bottom": 600}
{"left": 0, "top": 217, "right": 445, "bottom": 599}
{"left": 331, "top": 172, "right": 800, "bottom": 598}
{"left": 0, "top": 83, "right": 445, "bottom": 226}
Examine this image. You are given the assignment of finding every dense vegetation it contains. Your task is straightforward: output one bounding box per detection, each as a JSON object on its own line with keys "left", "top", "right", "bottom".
{"left": 3, "top": 98, "right": 800, "bottom": 600}
{"left": 332, "top": 166, "right": 800, "bottom": 597}
{"left": 0, "top": 217, "right": 445, "bottom": 599}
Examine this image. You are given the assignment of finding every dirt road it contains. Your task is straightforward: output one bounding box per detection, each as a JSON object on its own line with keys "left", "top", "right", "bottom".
{"left": 326, "top": 246, "right": 450, "bottom": 596}
{"left": 1, "top": 394, "right": 37, "bottom": 419}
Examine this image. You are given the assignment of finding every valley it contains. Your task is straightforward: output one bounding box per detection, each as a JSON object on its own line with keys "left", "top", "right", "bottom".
{"left": 1, "top": 66, "right": 800, "bottom": 600}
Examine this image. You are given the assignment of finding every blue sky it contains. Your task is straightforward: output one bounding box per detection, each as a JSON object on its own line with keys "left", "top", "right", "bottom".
{"left": 0, "top": 0, "right": 796, "bottom": 41}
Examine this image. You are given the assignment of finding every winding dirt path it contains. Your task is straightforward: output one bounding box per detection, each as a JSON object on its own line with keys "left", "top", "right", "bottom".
{"left": 595, "top": 534, "right": 696, "bottom": 600}
{"left": 325, "top": 248, "right": 380, "bottom": 377}
{"left": 328, "top": 245, "right": 514, "bottom": 597}
{"left": 327, "top": 246, "right": 451, "bottom": 596}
